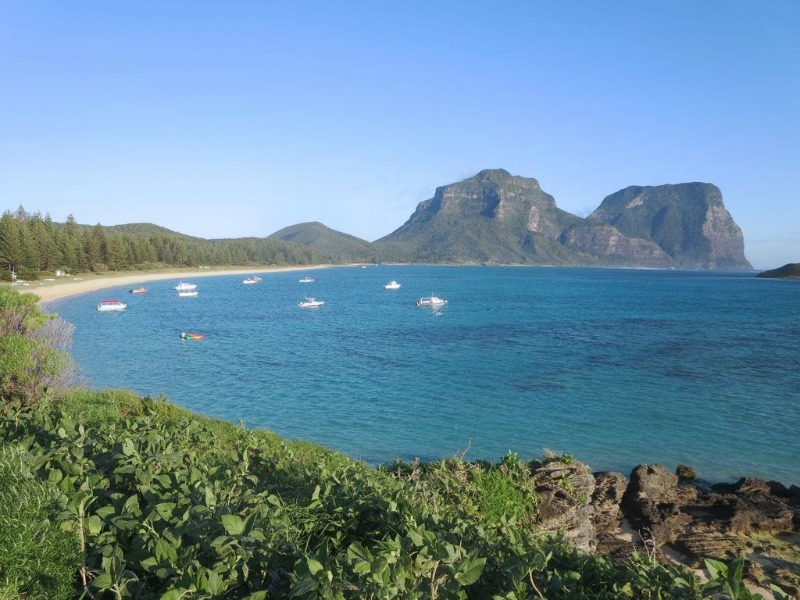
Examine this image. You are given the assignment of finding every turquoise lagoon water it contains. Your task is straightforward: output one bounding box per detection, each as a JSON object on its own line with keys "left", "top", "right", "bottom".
{"left": 47, "top": 266, "right": 800, "bottom": 485}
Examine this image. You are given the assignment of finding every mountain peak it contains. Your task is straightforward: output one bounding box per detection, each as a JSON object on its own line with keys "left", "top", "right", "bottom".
{"left": 373, "top": 170, "right": 750, "bottom": 269}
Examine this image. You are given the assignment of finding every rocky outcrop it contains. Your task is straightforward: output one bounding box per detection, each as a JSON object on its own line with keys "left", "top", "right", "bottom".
{"left": 531, "top": 459, "right": 596, "bottom": 551}
{"left": 585, "top": 464, "right": 800, "bottom": 595}
{"left": 592, "top": 471, "right": 628, "bottom": 533}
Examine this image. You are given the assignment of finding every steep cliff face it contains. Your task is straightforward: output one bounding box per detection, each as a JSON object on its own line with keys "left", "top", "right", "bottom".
{"left": 586, "top": 183, "right": 751, "bottom": 269}
{"left": 376, "top": 169, "right": 589, "bottom": 264}
{"left": 563, "top": 223, "right": 674, "bottom": 268}
{"left": 365, "top": 171, "right": 750, "bottom": 269}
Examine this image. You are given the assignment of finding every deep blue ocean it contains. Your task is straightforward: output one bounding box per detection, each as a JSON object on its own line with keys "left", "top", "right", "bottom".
{"left": 47, "top": 266, "right": 800, "bottom": 485}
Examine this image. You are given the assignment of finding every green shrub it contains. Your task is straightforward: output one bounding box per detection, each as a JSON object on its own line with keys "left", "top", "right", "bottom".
{"left": 0, "top": 444, "right": 79, "bottom": 600}
{"left": 472, "top": 468, "right": 527, "bottom": 523}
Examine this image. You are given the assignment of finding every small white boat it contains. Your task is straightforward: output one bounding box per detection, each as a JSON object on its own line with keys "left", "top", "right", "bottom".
{"left": 384, "top": 280, "right": 401, "bottom": 290}
{"left": 243, "top": 277, "right": 259, "bottom": 284}
{"left": 97, "top": 299, "right": 127, "bottom": 312}
{"left": 416, "top": 296, "right": 447, "bottom": 308}
{"left": 298, "top": 297, "right": 324, "bottom": 308}
{"left": 299, "top": 276, "right": 314, "bottom": 283}
{"left": 174, "top": 282, "right": 197, "bottom": 291}
{"left": 177, "top": 290, "right": 198, "bottom": 297}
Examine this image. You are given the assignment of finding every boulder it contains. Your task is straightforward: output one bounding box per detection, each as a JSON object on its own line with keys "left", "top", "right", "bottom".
{"left": 592, "top": 471, "right": 628, "bottom": 533}
{"left": 532, "top": 460, "right": 596, "bottom": 551}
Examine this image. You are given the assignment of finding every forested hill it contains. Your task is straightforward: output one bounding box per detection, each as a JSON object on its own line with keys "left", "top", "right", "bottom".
{"left": 0, "top": 208, "right": 329, "bottom": 280}
{"left": 268, "top": 222, "right": 376, "bottom": 264}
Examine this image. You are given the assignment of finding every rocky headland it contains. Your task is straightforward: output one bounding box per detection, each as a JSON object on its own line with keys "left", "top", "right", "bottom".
{"left": 533, "top": 459, "right": 800, "bottom": 595}
{"left": 757, "top": 263, "right": 800, "bottom": 279}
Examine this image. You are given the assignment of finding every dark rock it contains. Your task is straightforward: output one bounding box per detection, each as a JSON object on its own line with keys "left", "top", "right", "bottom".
{"left": 733, "top": 477, "right": 773, "bottom": 495}
{"left": 621, "top": 464, "right": 697, "bottom": 545}
{"left": 676, "top": 464, "right": 697, "bottom": 481}
{"left": 531, "top": 460, "right": 596, "bottom": 551}
{"left": 767, "top": 480, "right": 791, "bottom": 498}
{"left": 673, "top": 531, "right": 747, "bottom": 566}
{"left": 726, "top": 494, "right": 795, "bottom": 534}
{"left": 592, "top": 471, "right": 628, "bottom": 533}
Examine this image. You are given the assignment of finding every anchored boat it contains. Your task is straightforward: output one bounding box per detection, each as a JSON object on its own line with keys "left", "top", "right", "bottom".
{"left": 416, "top": 296, "right": 447, "bottom": 308}
{"left": 97, "top": 299, "right": 127, "bottom": 312}
{"left": 298, "top": 297, "right": 324, "bottom": 308}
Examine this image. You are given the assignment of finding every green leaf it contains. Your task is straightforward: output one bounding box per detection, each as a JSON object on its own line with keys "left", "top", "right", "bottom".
{"left": 221, "top": 514, "right": 245, "bottom": 535}
{"left": 204, "top": 486, "right": 217, "bottom": 508}
{"left": 455, "top": 556, "right": 486, "bottom": 586}
{"left": 347, "top": 542, "right": 372, "bottom": 563}
{"left": 307, "top": 557, "right": 324, "bottom": 575}
{"left": 86, "top": 515, "right": 103, "bottom": 535}
{"left": 154, "top": 502, "right": 175, "bottom": 521}
{"left": 353, "top": 561, "right": 371, "bottom": 574}
{"left": 122, "top": 438, "right": 136, "bottom": 456}
{"left": 95, "top": 505, "right": 115, "bottom": 519}
{"left": 91, "top": 573, "right": 113, "bottom": 590}
{"left": 207, "top": 569, "right": 227, "bottom": 595}
{"left": 704, "top": 557, "right": 727, "bottom": 581}
{"left": 290, "top": 575, "right": 319, "bottom": 597}
{"left": 408, "top": 528, "right": 424, "bottom": 547}
{"left": 48, "top": 468, "right": 63, "bottom": 483}
{"left": 155, "top": 538, "right": 178, "bottom": 564}
{"left": 160, "top": 589, "right": 189, "bottom": 600}
{"left": 244, "top": 592, "right": 268, "bottom": 600}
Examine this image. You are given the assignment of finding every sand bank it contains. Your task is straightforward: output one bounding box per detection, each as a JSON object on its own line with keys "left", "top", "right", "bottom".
{"left": 15, "top": 265, "right": 329, "bottom": 305}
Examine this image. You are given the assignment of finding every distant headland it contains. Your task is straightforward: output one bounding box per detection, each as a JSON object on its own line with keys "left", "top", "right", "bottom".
{"left": 756, "top": 263, "right": 800, "bottom": 279}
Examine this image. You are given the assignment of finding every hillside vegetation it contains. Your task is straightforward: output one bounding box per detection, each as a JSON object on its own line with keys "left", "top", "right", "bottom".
{"left": 0, "top": 286, "right": 790, "bottom": 599}
{"left": 1, "top": 168, "right": 754, "bottom": 280}
{"left": 268, "top": 222, "right": 376, "bottom": 264}
{"left": 756, "top": 263, "right": 800, "bottom": 279}
{"left": 0, "top": 208, "right": 328, "bottom": 281}
{"left": 374, "top": 170, "right": 751, "bottom": 269}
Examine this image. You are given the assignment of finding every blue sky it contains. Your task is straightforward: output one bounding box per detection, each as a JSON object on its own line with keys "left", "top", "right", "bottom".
{"left": 1, "top": 1, "right": 798, "bottom": 269}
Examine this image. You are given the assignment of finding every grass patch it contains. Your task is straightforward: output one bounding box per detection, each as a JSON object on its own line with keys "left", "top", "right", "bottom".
{"left": 0, "top": 444, "right": 78, "bottom": 600}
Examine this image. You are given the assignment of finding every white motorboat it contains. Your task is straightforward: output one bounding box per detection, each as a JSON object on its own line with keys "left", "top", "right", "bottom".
{"left": 299, "top": 276, "right": 314, "bottom": 283}
{"left": 177, "top": 290, "right": 198, "bottom": 297}
{"left": 97, "top": 299, "right": 127, "bottom": 312}
{"left": 298, "top": 297, "right": 324, "bottom": 308}
{"left": 174, "top": 282, "right": 197, "bottom": 291}
{"left": 243, "top": 277, "right": 259, "bottom": 284}
{"left": 416, "top": 296, "right": 447, "bottom": 308}
{"left": 384, "top": 280, "right": 401, "bottom": 290}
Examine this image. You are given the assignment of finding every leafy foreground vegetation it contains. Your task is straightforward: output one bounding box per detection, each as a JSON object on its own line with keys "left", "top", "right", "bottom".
{"left": 0, "top": 288, "right": 792, "bottom": 599}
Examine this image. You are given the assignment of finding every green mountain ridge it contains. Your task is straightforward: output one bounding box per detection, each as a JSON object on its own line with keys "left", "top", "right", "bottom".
{"left": 372, "top": 169, "right": 751, "bottom": 269}
{"left": 2, "top": 169, "right": 753, "bottom": 275}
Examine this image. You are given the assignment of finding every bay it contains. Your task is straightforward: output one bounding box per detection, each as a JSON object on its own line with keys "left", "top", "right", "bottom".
{"left": 47, "top": 266, "right": 800, "bottom": 484}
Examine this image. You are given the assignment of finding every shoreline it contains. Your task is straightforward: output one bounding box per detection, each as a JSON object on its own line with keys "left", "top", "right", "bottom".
{"left": 13, "top": 264, "right": 334, "bottom": 305}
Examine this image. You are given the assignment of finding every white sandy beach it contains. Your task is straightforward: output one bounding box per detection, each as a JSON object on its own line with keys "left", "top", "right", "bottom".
{"left": 16, "top": 265, "right": 329, "bottom": 304}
